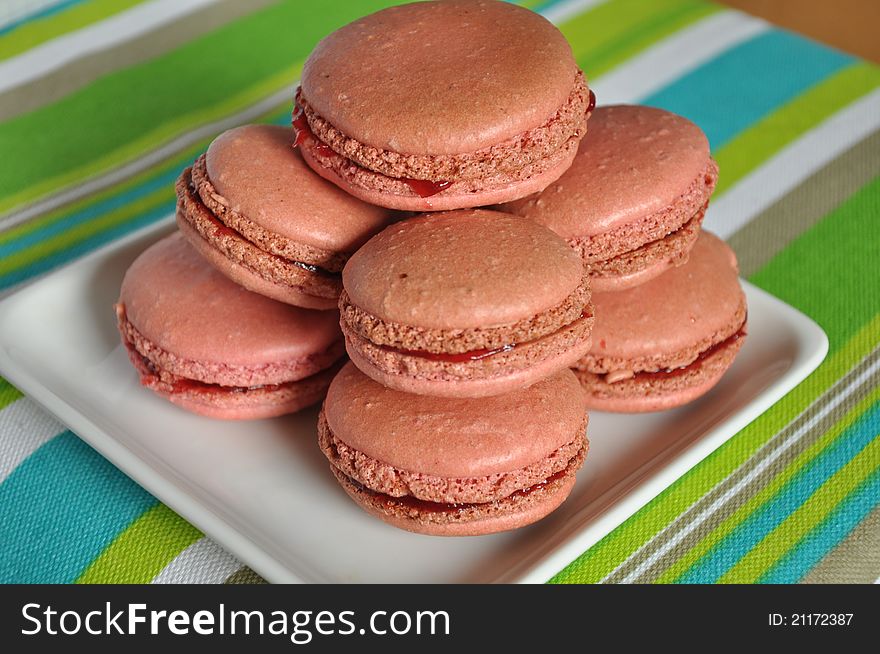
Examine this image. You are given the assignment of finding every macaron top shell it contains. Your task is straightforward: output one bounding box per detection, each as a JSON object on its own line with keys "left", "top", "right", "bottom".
{"left": 591, "top": 232, "right": 743, "bottom": 362}
{"left": 301, "top": 0, "right": 577, "bottom": 154}
{"left": 504, "top": 105, "right": 711, "bottom": 238}
{"left": 342, "top": 209, "right": 584, "bottom": 329}
{"left": 121, "top": 232, "right": 341, "bottom": 367}
{"left": 205, "top": 124, "right": 392, "bottom": 253}
{"left": 324, "top": 363, "right": 585, "bottom": 478}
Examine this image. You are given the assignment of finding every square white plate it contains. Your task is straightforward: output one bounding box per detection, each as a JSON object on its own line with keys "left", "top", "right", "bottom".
{"left": 0, "top": 220, "right": 828, "bottom": 583}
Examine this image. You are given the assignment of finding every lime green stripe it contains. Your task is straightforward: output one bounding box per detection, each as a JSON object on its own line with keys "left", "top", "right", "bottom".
{"left": 553, "top": 312, "right": 880, "bottom": 583}
{"left": 655, "top": 384, "right": 880, "bottom": 582}
{"left": 0, "top": 101, "right": 288, "bottom": 265}
{"left": 75, "top": 504, "right": 201, "bottom": 584}
{"left": 0, "top": 0, "right": 397, "bottom": 215}
{"left": 750, "top": 176, "right": 880, "bottom": 348}
{"left": 553, "top": 176, "right": 880, "bottom": 583}
{"left": 0, "top": 377, "right": 23, "bottom": 411}
{"left": 561, "top": 0, "right": 719, "bottom": 78}
{"left": 0, "top": 0, "right": 146, "bottom": 62}
{"left": 714, "top": 63, "right": 880, "bottom": 196}
{"left": 720, "top": 433, "right": 880, "bottom": 583}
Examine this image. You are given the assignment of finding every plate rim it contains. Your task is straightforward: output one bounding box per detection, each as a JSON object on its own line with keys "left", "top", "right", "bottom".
{"left": 0, "top": 219, "right": 829, "bottom": 584}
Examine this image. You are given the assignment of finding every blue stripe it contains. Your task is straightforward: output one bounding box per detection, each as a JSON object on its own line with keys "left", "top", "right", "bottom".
{"left": 0, "top": 0, "right": 88, "bottom": 37}
{"left": 0, "top": 431, "right": 156, "bottom": 583}
{"left": 758, "top": 466, "right": 880, "bottom": 584}
{"left": 676, "top": 402, "right": 880, "bottom": 583}
{"left": 641, "top": 30, "right": 854, "bottom": 149}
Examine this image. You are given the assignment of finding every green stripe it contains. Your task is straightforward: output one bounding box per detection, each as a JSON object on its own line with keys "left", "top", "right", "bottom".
{"left": 553, "top": 176, "right": 880, "bottom": 583}
{"left": 654, "top": 385, "right": 880, "bottom": 582}
{"left": 75, "top": 504, "right": 201, "bottom": 583}
{"left": 0, "top": 377, "right": 23, "bottom": 411}
{"left": 719, "top": 435, "right": 880, "bottom": 583}
{"left": 730, "top": 128, "right": 880, "bottom": 277}
{"left": 713, "top": 63, "right": 880, "bottom": 197}
{"left": 562, "top": 0, "right": 719, "bottom": 78}
{"left": 0, "top": 0, "right": 146, "bottom": 62}
{"left": 604, "top": 346, "right": 880, "bottom": 583}
{"left": 750, "top": 176, "right": 880, "bottom": 348}
{"left": 0, "top": 0, "right": 398, "bottom": 215}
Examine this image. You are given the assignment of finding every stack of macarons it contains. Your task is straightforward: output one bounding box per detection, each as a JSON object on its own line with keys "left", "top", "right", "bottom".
{"left": 116, "top": 1, "right": 746, "bottom": 537}
{"left": 502, "top": 104, "right": 747, "bottom": 412}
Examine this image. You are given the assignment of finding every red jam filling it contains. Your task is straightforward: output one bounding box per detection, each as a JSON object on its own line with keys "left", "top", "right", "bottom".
{"left": 293, "top": 100, "right": 452, "bottom": 197}
{"left": 401, "top": 178, "right": 453, "bottom": 198}
{"left": 357, "top": 468, "right": 569, "bottom": 515}
{"left": 633, "top": 328, "right": 746, "bottom": 382}
{"left": 587, "top": 88, "right": 596, "bottom": 114}
{"left": 384, "top": 343, "right": 515, "bottom": 363}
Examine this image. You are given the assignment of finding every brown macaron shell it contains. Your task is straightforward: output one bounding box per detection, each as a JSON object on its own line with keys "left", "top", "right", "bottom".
{"left": 340, "top": 210, "right": 594, "bottom": 397}
{"left": 319, "top": 364, "right": 588, "bottom": 535}
{"left": 502, "top": 105, "right": 717, "bottom": 291}
{"left": 175, "top": 124, "right": 395, "bottom": 309}
{"left": 297, "top": 0, "right": 592, "bottom": 210}
{"left": 575, "top": 232, "right": 747, "bottom": 412}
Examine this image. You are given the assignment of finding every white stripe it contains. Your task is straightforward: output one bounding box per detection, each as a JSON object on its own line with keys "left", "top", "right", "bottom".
{"left": 592, "top": 11, "right": 769, "bottom": 104}
{"left": 604, "top": 354, "right": 880, "bottom": 583}
{"left": 0, "top": 397, "right": 64, "bottom": 483}
{"left": 0, "top": 0, "right": 221, "bottom": 95}
{"left": 707, "top": 88, "right": 880, "bottom": 239}
{"left": 540, "top": 0, "right": 607, "bottom": 25}
{"left": 151, "top": 537, "right": 241, "bottom": 584}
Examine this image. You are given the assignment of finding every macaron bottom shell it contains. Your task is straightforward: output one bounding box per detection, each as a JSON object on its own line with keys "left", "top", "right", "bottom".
{"left": 328, "top": 444, "right": 585, "bottom": 537}
{"left": 122, "top": 336, "right": 343, "bottom": 420}
{"left": 575, "top": 326, "right": 746, "bottom": 413}
{"left": 175, "top": 170, "right": 339, "bottom": 310}
{"left": 299, "top": 135, "right": 581, "bottom": 212}
{"left": 586, "top": 207, "right": 704, "bottom": 292}
{"left": 341, "top": 313, "right": 594, "bottom": 398}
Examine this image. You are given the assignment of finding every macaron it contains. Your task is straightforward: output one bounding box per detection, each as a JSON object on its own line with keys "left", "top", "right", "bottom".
{"left": 319, "top": 363, "right": 588, "bottom": 536}
{"left": 339, "top": 209, "right": 594, "bottom": 398}
{"left": 175, "top": 124, "right": 396, "bottom": 309}
{"left": 294, "top": 0, "right": 593, "bottom": 211}
{"left": 116, "top": 232, "right": 346, "bottom": 419}
{"left": 573, "top": 231, "right": 747, "bottom": 412}
{"left": 502, "top": 105, "right": 718, "bottom": 292}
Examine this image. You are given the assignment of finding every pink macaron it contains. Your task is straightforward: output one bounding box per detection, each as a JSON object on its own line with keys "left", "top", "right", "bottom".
{"left": 339, "top": 209, "right": 594, "bottom": 398}
{"left": 319, "top": 363, "right": 588, "bottom": 536}
{"left": 574, "top": 231, "right": 747, "bottom": 412}
{"left": 116, "top": 232, "right": 346, "bottom": 419}
{"left": 175, "top": 124, "right": 396, "bottom": 309}
{"left": 294, "top": 0, "right": 593, "bottom": 211}
{"left": 502, "top": 105, "right": 718, "bottom": 292}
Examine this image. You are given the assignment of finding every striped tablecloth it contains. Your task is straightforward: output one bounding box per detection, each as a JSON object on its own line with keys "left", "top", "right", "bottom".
{"left": 1, "top": 0, "right": 878, "bottom": 584}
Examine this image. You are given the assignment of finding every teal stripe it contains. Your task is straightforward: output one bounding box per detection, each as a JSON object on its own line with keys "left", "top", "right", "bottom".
{"left": 758, "top": 467, "right": 880, "bottom": 584}
{"left": 0, "top": 431, "right": 156, "bottom": 583}
{"left": 0, "top": 200, "right": 173, "bottom": 290}
{"left": 677, "top": 403, "right": 880, "bottom": 583}
{"left": 0, "top": 0, "right": 87, "bottom": 36}
{"left": 0, "top": 165, "right": 182, "bottom": 257}
{"left": 642, "top": 30, "right": 854, "bottom": 148}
